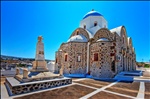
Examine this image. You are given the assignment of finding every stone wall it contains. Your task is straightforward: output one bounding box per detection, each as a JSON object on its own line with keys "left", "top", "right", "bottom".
{"left": 55, "top": 27, "right": 137, "bottom": 78}
{"left": 5, "top": 78, "right": 72, "bottom": 95}
{"left": 90, "top": 41, "right": 115, "bottom": 78}
{"left": 56, "top": 42, "right": 87, "bottom": 75}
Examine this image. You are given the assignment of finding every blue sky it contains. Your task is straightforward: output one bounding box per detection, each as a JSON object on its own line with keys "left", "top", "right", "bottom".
{"left": 1, "top": 1, "right": 150, "bottom": 62}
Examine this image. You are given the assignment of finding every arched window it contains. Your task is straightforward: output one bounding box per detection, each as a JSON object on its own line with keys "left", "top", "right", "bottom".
{"left": 94, "top": 53, "right": 98, "bottom": 61}
{"left": 84, "top": 25, "right": 86, "bottom": 29}
{"left": 94, "top": 21, "right": 97, "bottom": 27}
{"left": 65, "top": 54, "right": 68, "bottom": 61}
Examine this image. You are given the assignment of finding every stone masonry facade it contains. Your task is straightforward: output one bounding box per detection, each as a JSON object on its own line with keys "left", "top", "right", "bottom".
{"left": 55, "top": 11, "right": 136, "bottom": 79}
{"left": 55, "top": 26, "right": 136, "bottom": 78}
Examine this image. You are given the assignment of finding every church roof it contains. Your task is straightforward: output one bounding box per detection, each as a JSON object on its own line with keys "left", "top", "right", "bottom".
{"left": 127, "top": 37, "right": 131, "bottom": 46}
{"left": 67, "top": 34, "right": 88, "bottom": 43}
{"left": 83, "top": 10, "right": 102, "bottom": 19}
{"left": 48, "top": 61, "right": 55, "bottom": 64}
{"left": 97, "top": 38, "right": 109, "bottom": 42}
{"left": 110, "top": 26, "right": 123, "bottom": 36}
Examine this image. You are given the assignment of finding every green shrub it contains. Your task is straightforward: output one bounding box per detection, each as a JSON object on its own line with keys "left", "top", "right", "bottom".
{"left": 144, "top": 64, "right": 150, "bottom": 68}
{"left": 17, "top": 63, "right": 26, "bottom": 67}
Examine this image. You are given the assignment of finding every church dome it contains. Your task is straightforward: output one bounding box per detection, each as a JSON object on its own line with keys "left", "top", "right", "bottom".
{"left": 83, "top": 10, "right": 102, "bottom": 19}
{"left": 97, "top": 38, "right": 109, "bottom": 42}
{"left": 67, "top": 34, "right": 88, "bottom": 43}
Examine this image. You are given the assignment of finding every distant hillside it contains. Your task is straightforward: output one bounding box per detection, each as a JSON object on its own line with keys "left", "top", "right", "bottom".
{"left": 136, "top": 62, "right": 150, "bottom": 68}
{"left": 1, "top": 55, "right": 53, "bottom": 62}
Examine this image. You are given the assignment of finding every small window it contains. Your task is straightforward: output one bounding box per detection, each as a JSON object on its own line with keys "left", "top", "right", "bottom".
{"left": 84, "top": 25, "right": 86, "bottom": 29}
{"left": 110, "top": 53, "right": 115, "bottom": 56}
{"left": 110, "top": 46, "right": 115, "bottom": 49}
{"left": 42, "top": 51, "right": 44, "bottom": 55}
{"left": 111, "top": 60, "right": 115, "bottom": 72}
{"left": 65, "top": 54, "right": 68, "bottom": 61}
{"left": 94, "top": 53, "right": 98, "bottom": 61}
{"left": 56, "top": 58, "right": 57, "bottom": 63}
{"left": 123, "top": 36, "right": 124, "bottom": 44}
{"left": 94, "top": 21, "right": 97, "bottom": 26}
{"left": 77, "top": 56, "right": 81, "bottom": 62}
{"left": 76, "top": 30, "right": 79, "bottom": 35}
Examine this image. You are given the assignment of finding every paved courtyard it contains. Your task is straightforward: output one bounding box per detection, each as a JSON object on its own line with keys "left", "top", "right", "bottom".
{"left": 12, "top": 79, "right": 149, "bottom": 99}
{"left": 1, "top": 70, "right": 150, "bottom": 99}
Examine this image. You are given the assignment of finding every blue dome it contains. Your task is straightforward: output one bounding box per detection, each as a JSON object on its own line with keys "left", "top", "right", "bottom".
{"left": 83, "top": 10, "right": 102, "bottom": 19}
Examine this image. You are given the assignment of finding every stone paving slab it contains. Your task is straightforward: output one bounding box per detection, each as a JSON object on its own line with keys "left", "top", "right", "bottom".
{"left": 74, "top": 79, "right": 112, "bottom": 88}
{"left": 89, "top": 91, "right": 132, "bottom": 99}
{"left": 106, "top": 82, "right": 140, "bottom": 97}
{"left": 103, "top": 90, "right": 136, "bottom": 99}
{"left": 73, "top": 81, "right": 103, "bottom": 88}
{"left": 2, "top": 77, "right": 149, "bottom": 99}
{"left": 80, "top": 81, "right": 119, "bottom": 99}
{"left": 73, "top": 83, "right": 98, "bottom": 89}
{"left": 1, "top": 83, "right": 10, "bottom": 99}
{"left": 6, "top": 77, "right": 20, "bottom": 86}
{"left": 145, "top": 82, "right": 150, "bottom": 99}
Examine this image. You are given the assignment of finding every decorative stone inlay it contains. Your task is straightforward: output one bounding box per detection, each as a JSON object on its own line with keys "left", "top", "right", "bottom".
{"left": 5, "top": 77, "right": 72, "bottom": 95}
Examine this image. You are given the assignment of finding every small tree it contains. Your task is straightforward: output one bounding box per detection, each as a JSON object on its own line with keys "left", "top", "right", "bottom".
{"left": 144, "top": 64, "right": 150, "bottom": 68}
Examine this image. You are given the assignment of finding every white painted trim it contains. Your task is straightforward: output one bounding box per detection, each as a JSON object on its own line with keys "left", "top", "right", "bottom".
{"left": 73, "top": 82, "right": 98, "bottom": 90}
{"left": 86, "top": 42, "right": 90, "bottom": 73}
{"left": 136, "top": 82, "right": 145, "bottom": 99}
{"left": 73, "top": 78, "right": 88, "bottom": 81}
{"left": 79, "top": 81, "right": 119, "bottom": 99}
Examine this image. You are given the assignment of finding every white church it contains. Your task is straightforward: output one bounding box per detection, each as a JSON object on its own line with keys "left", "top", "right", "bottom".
{"left": 55, "top": 9, "right": 136, "bottom": 78}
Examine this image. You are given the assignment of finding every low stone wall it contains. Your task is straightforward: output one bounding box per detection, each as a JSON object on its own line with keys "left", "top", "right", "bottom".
{"left": 5, "top": 78, "right": 72, "bottom": 96}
